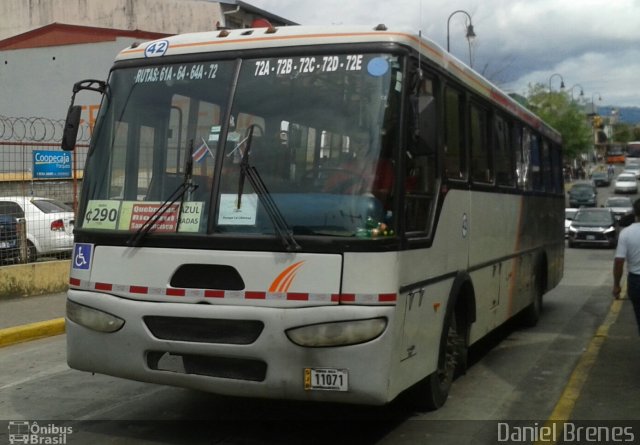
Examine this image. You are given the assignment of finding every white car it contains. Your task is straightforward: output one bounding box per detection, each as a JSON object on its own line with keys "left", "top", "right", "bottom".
{"left": 604, "top": 196, "right": 633, "bottom": 220}
{"left": 614, "top": 173, "right": 638, "bottom": 194}
{"left": 0, "top": 196, "right": 74, "bottom": 262}
{"left": 623, "top": 166, "right": 640, "bottom": 179}
{"left": 565, "top": 208, "right": 578, "bottom": 238}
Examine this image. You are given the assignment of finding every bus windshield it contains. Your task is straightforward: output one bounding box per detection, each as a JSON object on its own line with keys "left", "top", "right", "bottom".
{"left": 81, "top": 52, "right": 402, "bottom": 239}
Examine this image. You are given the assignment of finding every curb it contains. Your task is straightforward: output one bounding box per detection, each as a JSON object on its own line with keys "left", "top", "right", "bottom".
{"left": 0, "top": 318, "right": 66, "bottom": 348}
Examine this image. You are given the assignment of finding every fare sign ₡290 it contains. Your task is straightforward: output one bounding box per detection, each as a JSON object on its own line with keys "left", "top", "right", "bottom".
{"left": 32, "top": 150, "right": 71, "bottom": 179}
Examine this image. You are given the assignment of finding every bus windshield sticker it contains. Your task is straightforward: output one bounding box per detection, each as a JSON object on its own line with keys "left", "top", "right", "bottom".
{"left": 367, "top": 57, "right": 390, "bottom": 77}
{"left": 218, "top": 193, "right": 258, "bottom": 225}
{"left": 208, "top": 126, "right": 241, "bottom": 143}
{"left": 128, "top": 202, "right": 180, "bottom": 233}
{"left": 253, "top": 55, "right": 366, "bottom": 78}
{"left": 83, "top": 200, "right": 122, "bottom": 230}
{"left": 134, "top": 62, "right": 219, "bottom": 84}
{"left": 178, "top": 202, "right": 203, "bottom": 232}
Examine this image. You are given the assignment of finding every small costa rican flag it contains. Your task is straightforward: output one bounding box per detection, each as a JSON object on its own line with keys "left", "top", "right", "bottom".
{"left": 192, "top": 138, "right": 212, "bottom": 163}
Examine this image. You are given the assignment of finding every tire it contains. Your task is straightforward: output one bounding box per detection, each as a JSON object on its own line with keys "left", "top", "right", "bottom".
{"left": 408, "top": 308, "right": 467, "bottom": 411}
{"left": 521, "top": 265, "right": 544, "bottom": 327}
{"left": 24, "top": 241, "right": 37, "bottom": 263}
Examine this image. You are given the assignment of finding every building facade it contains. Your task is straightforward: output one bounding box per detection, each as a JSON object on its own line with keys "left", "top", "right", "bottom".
{"left": 0, "top": 0, "right": 294, "bottom": 40}
{"left": 0, "top": 1, "right": 295, "bottom": 136}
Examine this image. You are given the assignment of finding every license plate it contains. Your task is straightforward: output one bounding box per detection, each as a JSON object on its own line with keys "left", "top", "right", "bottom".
{"left": 304, "top": 368, "right": 348, "bottom": 391}
{"left": 586, "top": 235, "right": 595, "bottom": 240}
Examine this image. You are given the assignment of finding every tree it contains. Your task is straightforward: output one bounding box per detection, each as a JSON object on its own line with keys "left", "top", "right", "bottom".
{"left": 523, "top": 83, "right": 592, "bottom": 161}
{"left": 612, "top": 122, "right": 632, "bottom": 144}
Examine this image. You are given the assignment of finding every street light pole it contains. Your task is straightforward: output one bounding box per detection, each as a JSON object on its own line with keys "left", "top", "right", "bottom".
{"left": 591, "top": 92, "right": 602, "bottom": 114}
{"left": 446, "top": 10, "right": 476, "bottom": 67}
{"left": 548, "top": 73, "right": 565, "bottom": 91}
{"left": 569, "top": 84, "right": 584, "bottom": 101}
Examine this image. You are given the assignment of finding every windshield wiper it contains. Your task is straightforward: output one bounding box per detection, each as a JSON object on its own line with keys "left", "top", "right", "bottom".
{"left": 127, "top": 140, "right": 199, "bottom": 247}
{"left": 236, "top": 125, "right": 301, "bottom": 252}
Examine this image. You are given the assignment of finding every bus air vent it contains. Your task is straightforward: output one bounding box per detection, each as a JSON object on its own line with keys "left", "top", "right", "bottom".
{"left": 170, "top": 264, "right": 245, "bottom": 290}
{"left": 143, "top": 316, "right": 264, "bottom": 344}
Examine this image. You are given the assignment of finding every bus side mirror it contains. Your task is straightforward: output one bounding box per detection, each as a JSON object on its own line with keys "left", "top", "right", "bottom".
{"left": 61, "top": 105, "right": 82, "bottom": 151}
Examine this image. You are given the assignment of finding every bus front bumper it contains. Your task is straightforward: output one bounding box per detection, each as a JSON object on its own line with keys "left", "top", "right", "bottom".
{"left": 66, "top": 289, "right": 398, "bottom": 406}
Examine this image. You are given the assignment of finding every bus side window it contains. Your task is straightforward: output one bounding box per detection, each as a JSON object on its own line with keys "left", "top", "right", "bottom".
{"left": 444, "top": 86, "right": 466, "bottom": 180}
{"left": 495, "top": 115, "right": 515, "bottom": 187}
{"left": 529, "top": 133, "right": 542, "bottom": 190}
{"left": 518, "top": 127, "right": 533, "bottom": 190}
{"left": 470, "top": 102, "right": 492, "bottom": 184}
{"left": 542, "top": 139, "right": 553, "bottom": 192}
{"left": 406, "top": 75, "right": 438, "bottom": 233}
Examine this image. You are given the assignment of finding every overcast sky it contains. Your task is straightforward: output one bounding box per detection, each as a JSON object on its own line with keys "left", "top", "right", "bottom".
{"left": 249, "top": 0, "right": 640, "bottom": 108}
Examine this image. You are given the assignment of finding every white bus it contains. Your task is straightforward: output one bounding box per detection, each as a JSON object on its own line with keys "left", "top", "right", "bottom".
{"left": 62, "top": 24, "right": 564, "bottom": 410}
{"left": 626, "top": 141, "right": 640, "bottom": 167}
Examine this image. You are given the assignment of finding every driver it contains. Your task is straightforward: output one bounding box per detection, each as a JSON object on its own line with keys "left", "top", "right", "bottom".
{"left": 323, "top": 132, "right": 393, "bottom": 207}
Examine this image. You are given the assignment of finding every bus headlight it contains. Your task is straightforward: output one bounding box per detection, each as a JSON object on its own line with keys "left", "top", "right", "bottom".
{"left": 66, "top": 300, "right": 125, "bottom": 333}
{"left": 285, "top": 318, "right": 387, "bottom": 347}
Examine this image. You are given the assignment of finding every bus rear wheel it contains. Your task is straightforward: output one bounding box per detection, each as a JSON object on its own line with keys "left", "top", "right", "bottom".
{"left": 410, "top": 309, "right": 467, "bottom": 411}
{"left": 521, "top": 261, "right": 546, "bottom": 327}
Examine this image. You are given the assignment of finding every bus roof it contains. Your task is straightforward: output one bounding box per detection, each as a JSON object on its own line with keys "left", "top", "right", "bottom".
{"left": 116, "top": 24, "right": 561, "bottom": 143}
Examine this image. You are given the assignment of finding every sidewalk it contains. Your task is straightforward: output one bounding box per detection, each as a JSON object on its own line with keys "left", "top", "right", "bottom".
{"left": 570, "top": 297, "right": 640, "bottom": 419}
{"left": 0, "top": 292, "right": 66, "bottom": 346}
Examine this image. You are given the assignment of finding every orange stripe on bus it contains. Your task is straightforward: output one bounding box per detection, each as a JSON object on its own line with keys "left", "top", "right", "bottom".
{"left": 268, "top": 261, "right": 304, "bottom": 293}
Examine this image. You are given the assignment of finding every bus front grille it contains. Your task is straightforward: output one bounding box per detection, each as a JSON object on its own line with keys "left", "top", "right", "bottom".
{"left": 143, "top": 316, "right": 264, "bottom": 344}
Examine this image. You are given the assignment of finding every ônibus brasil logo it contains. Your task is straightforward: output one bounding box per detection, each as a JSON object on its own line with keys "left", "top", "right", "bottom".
{"left": 7, "top": 421, "right": 73, "bottom": 444}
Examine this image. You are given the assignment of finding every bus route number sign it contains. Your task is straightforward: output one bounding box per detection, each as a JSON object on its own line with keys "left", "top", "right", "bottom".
{"left": 304, "top": 368, "right": 348, "bottom": 392}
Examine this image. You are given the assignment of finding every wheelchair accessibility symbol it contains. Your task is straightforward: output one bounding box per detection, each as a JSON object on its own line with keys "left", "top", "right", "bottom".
{"left": 72, "top": 243, "right": 92, "bottom": 270}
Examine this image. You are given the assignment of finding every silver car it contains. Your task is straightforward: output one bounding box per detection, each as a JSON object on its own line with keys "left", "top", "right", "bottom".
{"left": 614, "top": 173, "right": 638, "bottom": 194}
{"left": 604, "top": 196, "right": 633, "bottom": 221}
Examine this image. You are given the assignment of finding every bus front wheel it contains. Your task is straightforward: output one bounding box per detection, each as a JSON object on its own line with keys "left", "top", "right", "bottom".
{"left": 410, "top": 308, "right": 467, "bottom": 411}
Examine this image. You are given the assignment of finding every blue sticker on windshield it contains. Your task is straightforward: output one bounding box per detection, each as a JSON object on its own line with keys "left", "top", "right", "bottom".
{"left": 144, "top": 40, "right": 169, "bottom": 58}
{"left": 367, "top": 57, "right": 390, "bottom": 77}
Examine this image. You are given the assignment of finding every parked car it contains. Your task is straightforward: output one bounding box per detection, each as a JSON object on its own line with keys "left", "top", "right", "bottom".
{"left": 0, "top": 215, "right": 20, "bottom": 264}
{"left": 614, "top": 173, "right": 638, "bottom": 194}
{"left": 565, "top": 208, "right": 578, "bottom": 238}
{"left": 591, "top": 171, "right": 610, "bottom": 187}
{"left": 568, "top": 182, "right": 597, "bottom": 207}
{"left": 604, "top": 196, "right": 633, "bottom": 221}
{"left": 0, "top": 196, "right": 74, "bottom": 262}
{"left": 567, "top": 208, "right": 618, "bottom": 248}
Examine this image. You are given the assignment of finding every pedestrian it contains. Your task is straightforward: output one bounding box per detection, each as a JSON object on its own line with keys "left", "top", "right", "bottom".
{"left": 613, "top": 198, "right": 640, "bottom": 335}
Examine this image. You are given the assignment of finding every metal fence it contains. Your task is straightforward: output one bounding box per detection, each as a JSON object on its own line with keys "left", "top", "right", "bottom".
{"left": 0, "top": 116, "right": 90, "bottom": 264}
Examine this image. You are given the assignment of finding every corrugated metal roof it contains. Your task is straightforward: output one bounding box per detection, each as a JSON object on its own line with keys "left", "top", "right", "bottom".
{"left": 0, "top": 23, "right": 171, "bottom": 51}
